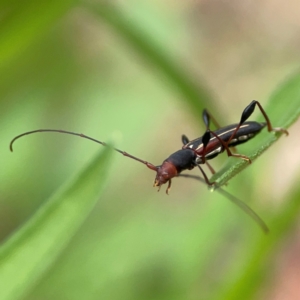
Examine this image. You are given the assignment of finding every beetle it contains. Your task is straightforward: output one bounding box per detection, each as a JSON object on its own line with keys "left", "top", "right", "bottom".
{"left": 9, "top": 100, "right": 288, "bottom": 233}
{"left": 146, "top": 100, "right": 288, "bottom": 191}
{"left": 9, "top": 100, "right": 288, "bottom": 193}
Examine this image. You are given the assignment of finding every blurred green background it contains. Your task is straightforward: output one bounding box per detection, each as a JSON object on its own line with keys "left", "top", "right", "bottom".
{"left": 1, "top": 1, "right": 300, "bottom": 299}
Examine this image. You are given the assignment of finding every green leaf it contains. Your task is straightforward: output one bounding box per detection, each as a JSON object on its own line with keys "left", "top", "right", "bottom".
{"left": 0, "top": 0, "right": 76, "bottom": 70}
{"left": 209, "top": 70, "right": 300, "bottom": 298}
{"left": 216, "top": 181, "right": 300, "bottom": 300}
{"left": 211, "top": 72, "right": 300, "bottom": 186}
{"left": 82, "top": 2, "right": 214, "bottom": 119}
{"left": 0, "top": 147, "right": 112, "bottom": 300}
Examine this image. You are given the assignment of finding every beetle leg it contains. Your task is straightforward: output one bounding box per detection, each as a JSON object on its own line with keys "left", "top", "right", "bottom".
{"left": 154, "top": 181, "right": 161, "bottom": 192}
{"left": 205, "top": 161, "right": 216, "bottom": 175}
{"left": 208, "top": 130, "right": 252, "bottom": 164}
{"left": 226, "top": 100, "right": 288, "bottom": 147}
{"left": 200, "top": 130, "right": 211, "bottom": 164}
{"left": 181, "top": 134, "right": 190, "bottom": 145}
{"left": 202, "top": 109, "right": 222, "bottom": 129}
{"left": 230, "top": 153, "right": 251, "bottom": 164}
{"left": 166, "top": 180, "right": 172, "bottom": 194}
{"left": 197, "top": 165, "right": 216, "bottom": 186}
{"left": 253, "top": 100, "right": 288, "bottom": 135}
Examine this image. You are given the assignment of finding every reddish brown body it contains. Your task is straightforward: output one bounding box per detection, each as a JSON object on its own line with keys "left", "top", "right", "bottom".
{"left": 153, "top": 121, "right": 265, "bottom": 193}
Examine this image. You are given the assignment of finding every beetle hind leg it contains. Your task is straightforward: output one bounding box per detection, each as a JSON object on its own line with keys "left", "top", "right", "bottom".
{"left": 270, "top": 127, "right": 289, "bottom": 135}
{"left": 230, "top": 153, "right": 252, "bottom": 164}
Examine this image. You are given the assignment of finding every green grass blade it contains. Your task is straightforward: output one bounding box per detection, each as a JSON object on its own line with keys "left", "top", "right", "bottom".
{"left": 211, "top": 72, "right": 300, "bottom": 186}
{"left": 217, "top": 182, "right": 300, "bottom": 300}
{"left": 82, "top": 2, "right": 214, "bottom": 119}
{"left": 0, "top": 147, "right": 112, "bottom": 300}
{"left": 0, "top": 0, "right": 76, "bottom": 70}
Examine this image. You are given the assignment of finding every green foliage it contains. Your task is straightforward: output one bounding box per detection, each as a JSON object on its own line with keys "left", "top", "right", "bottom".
{"left": 0, "top": 147, "right": 112, "bottom": 300}
{"left": 0, "top": 0, "right": 76, "bottom": 69}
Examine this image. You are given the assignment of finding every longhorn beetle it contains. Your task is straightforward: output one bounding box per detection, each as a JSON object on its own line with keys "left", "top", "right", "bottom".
{"left": 9, "top": 100, "right": 288, "bottom": 233}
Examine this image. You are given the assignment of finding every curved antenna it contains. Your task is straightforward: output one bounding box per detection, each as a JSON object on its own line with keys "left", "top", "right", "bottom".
{"left": 10, "top": 129, "right": 158, "bottom": 171}
{"left": 178, "top": 174, "right": 269, "bottom": 234}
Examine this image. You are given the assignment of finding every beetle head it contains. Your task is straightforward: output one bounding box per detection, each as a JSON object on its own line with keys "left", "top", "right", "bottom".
{"left": 153, "top": 162, "right": 177, "bottom": 193}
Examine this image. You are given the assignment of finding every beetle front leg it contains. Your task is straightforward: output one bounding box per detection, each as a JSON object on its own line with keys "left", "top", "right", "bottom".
{"left": 166, "top": 180, "right": 172, "bottom": 194}
{"left": 197, "top": 165, "right": 216, "bottom": 186}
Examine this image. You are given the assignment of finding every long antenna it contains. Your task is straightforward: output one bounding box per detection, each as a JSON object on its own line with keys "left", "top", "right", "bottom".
{"left": 10, "top": 129, "right": 158, "bottom": 171}
{"left": 10, "top": 129, "right": 269, "bottom": 233}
